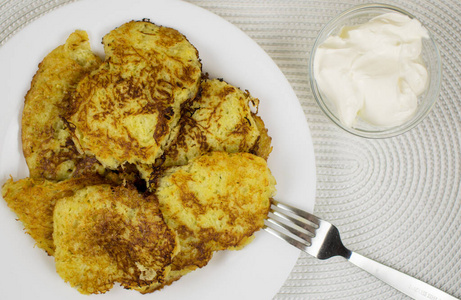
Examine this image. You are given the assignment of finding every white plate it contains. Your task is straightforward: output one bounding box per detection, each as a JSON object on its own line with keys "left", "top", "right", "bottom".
{"left": 0, "top": 0, "right": 316, "bottom": 299}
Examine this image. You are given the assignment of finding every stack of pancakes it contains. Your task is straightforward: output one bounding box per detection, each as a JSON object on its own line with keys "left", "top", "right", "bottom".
{"left": 1, "top": 20, "right": 275, "bottom": 295}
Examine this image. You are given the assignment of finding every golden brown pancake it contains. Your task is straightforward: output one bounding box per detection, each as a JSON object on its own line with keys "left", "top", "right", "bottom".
{"left": 154, "top": 151, "right": 276, "bottom": 288}
{"left": 160, "top": 78, "right": 262, "bottom": 167}
{"left": 53, "top": 184, "right": 179, "bottom": 294}
{"left": 1, "top": 175, "right": 107, "bottom": 255}
{"left": 67, "top": 20, "right": 202, "bottom": 170}
{"left": 21, "top": 30, "right": 104, "bottom": 181}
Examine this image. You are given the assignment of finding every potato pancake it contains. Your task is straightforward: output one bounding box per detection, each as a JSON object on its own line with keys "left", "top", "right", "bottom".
{"left": 154, "top": 151, "right": 276, "bottom": 288}
{"left": 1, "top": 175, "right": 106, "bottom": 255}
{"left": 161, "top": 78, "right": 262, "bottom": 167}
{"left": 22, "top": 30, "right": 104, "bottom": 181}
{"left": 53, "top": 184, "right": 179, "bottom": 294}
{"left": 67, "top": 21, "right": 202, "bottom": 170}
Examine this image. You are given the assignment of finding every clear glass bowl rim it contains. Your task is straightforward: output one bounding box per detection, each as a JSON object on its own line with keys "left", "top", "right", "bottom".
{"left": 308, "top": 3, "right": 442, "bottom": 139}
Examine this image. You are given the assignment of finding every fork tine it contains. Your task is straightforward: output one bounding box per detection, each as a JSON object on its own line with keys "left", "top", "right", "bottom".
{"left": 265, "top": 212, "right": 314, "bottom": 242}
{"left": 270, "top": 206, "right": 317, "bottom": 235}
{"left": 271, "top": 199, "right": 320, "bottom": 226}
{"left": 264, "top": 219, "right": 310, "bottom": 252}
{"left": 263, "top": 199, "right": 320, "bottom": 253}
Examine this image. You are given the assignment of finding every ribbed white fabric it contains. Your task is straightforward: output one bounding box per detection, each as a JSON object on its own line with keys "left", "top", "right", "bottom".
{"left": 0, "top": 0, "right": 460, "bottom": 299}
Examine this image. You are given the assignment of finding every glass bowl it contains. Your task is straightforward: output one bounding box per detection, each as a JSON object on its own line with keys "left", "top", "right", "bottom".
{"left": 309, "top": 3, "right": 441, "bottom": 138}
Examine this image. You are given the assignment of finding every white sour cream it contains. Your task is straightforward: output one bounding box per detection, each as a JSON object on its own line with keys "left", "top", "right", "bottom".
{"left": 314, "top": 12, "right": 429, "bottom": 127}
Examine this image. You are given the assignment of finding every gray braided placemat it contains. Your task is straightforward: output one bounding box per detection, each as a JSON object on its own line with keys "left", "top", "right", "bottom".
{"left": 1, "top": 0, "right": 460, "bottom": 299}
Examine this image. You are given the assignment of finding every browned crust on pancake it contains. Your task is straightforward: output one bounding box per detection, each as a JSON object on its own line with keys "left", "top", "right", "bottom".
{"left": 66, "top": 21, "right": 202, "bottom": 169}
{"left": 22, "top": 30, "right": 103, "bottom": 181}
{"left": 154, "top": 152, "right": 276, "bottom": 288}
{"left": 250, "top": 113, "right": 273, "bottom": 160}
{"left": 53, "top": 184, "right": 179, "bottom": 294}
{"left": 160, "top": 78, "right": 264, "bottom": 168}
{"left": 1, "top": 175, "right": 108, "bottom": 255}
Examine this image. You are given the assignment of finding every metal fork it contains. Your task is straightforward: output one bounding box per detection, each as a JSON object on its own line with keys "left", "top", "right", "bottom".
{"left": 264, "top": 200, "right": 458, "bottom": 300}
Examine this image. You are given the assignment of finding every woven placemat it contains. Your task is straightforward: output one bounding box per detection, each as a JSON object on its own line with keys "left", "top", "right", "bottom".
{"left": 1, "top": 0, "right": 460, "bottom": 299}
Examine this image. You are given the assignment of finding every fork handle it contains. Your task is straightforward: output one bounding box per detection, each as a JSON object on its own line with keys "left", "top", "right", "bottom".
{"left": 348, "top": 252, "right": 457, "bottom": 300}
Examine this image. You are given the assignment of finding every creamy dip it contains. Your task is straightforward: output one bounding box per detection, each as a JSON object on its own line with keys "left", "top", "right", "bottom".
{"left": 314, "top": 12, "right": 429, "bottom": 127}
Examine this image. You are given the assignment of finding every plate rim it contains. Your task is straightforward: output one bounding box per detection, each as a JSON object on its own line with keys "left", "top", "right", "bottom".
{"left": 0, "top": 0, "right": 316, "bottom": 299}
